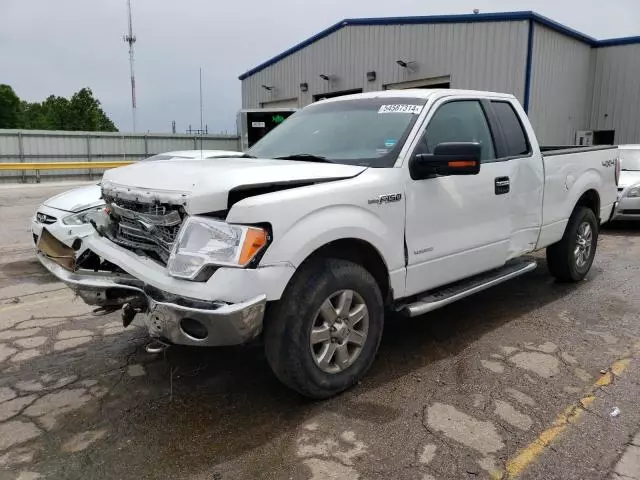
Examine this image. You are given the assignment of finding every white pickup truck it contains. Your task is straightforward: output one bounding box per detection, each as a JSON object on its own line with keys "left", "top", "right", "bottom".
{"left": 37, "top": 89, "right": 619, "bottom": 398}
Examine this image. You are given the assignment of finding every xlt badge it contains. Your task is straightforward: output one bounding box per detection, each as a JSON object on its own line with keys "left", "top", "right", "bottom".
{"left": 368, "top": 193, "right": 402, "bottom": 205}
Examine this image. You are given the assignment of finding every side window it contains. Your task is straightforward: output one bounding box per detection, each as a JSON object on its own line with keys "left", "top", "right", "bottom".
{"left": 421, "top": 101, "right": 495, "bottom": 161}
{"left": 491, "top": 101, "right": 530, "bottom": 157}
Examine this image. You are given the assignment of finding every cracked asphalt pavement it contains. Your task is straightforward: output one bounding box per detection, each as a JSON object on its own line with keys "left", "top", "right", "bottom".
{"left": 1, "top": 182, "right": 640, "bottom": 480}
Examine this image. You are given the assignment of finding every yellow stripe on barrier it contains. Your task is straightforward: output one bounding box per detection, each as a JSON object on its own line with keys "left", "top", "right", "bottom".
{"left": 0, "top": 161, "right": 133, "bottom": 171}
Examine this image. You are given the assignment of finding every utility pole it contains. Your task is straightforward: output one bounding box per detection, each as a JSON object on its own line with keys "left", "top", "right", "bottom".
{"left": 123, "top": 0, "right": 137, "bottom": 132}
{"left": 199, "top": 68, "right": 204, "bottom": 134}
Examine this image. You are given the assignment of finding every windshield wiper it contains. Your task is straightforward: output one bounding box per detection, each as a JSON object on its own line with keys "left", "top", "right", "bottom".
{"left": 240, "top": 153, "right": 257, "bottom": 158}
{"left": 274, "top": 154, "right": 333, "bottom": 163}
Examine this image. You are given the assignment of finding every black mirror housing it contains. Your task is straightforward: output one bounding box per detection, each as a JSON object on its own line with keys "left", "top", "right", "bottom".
{"left": 410, "top": 142, "right": 482, "bottom": 180}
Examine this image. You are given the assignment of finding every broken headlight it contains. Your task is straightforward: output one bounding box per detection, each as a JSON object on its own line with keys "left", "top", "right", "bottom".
{"left": 62, "top": 206, "right": 106, "bottom": 226}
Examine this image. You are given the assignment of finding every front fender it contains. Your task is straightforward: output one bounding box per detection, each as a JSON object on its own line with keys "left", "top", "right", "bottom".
{"left": 259, "top": 204, "right": 407, "bottom": 298}
{"left": 262, "top": 204, "right": 401, "bottom": 269}
{"left": 225, "top": 168, "right": 408, "bottom": 298}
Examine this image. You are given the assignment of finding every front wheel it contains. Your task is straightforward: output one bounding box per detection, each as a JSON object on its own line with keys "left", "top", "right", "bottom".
{"left": 546, "top": 207, "right": 598, "bottom": 282}
{"left": 264, "top": 258, "right": 384, "bottom": 399}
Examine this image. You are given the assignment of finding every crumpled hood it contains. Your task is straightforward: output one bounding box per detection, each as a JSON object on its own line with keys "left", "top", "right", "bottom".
{"left": 619, "top": 170, "right": 640, "bottom": 189}
{"left": 43, "top": 184, "right": 104, "bottom": 212}
{"left": 101, "top": 157, "right": 366, "bottom": 213}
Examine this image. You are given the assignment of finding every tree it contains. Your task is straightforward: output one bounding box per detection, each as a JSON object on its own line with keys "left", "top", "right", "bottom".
{"left": 0, "top": 85, "right": 21, "bottom": 128}
{"left": 0, "top": 85, "right": 118, "bottom": 132}
{"left": 20, "top": 101, "right": 48, "bottom": 130}
{"left": 40, "top": 95, "right": 72, "bottom": 130}
{"left": 67, "top": 88, "right": 117, "bottom": 132}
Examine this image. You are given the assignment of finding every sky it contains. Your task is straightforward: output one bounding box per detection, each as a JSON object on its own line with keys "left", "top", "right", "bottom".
{"left": 1, "top": 0, "right": 638, "bottom": 134}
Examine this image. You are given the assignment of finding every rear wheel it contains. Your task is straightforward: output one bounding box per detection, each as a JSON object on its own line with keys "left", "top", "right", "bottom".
{"left": 264, "top": 258, "right": 384, "bottom": 399}
{"left": 546, "top": 207, "right": 598, "bottom": 282}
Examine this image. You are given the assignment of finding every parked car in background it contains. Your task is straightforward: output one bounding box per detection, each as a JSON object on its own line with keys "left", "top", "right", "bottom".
{"left": 612, "top": 145, "right": 640, "bottom": 221}
{"left": 31, "top": 150, "right": 243, "bottom": 248}
{"left": 37, "top": 90, "right": 619, "bottom": 398}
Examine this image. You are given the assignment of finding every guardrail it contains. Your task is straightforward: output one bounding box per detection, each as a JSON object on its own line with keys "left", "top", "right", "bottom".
{"left": 0, "top": 161, "right": 133, "bottom": 182}
{"left": 0, "top": 161, "right": 133, "bottom": 170}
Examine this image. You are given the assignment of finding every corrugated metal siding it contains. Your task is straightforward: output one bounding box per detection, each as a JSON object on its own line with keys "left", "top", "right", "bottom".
{"left": 528, "top": 24, "right": 593, "bottom": 145}
{"left": 589, "top": 44, "right": 640, "bottom": 144}
{"left": 242, "top": 21, "right": 529, "bottom": 108}
{"left": 0, "top": 130, "right": 240, "bottom": 182}
{"left": 0, "top": 134, "right": 20, "bottom": 156}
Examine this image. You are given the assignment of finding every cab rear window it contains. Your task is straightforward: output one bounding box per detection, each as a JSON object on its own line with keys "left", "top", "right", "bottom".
{"left": 491, "top": 101, "right": 530, "bottom": 157}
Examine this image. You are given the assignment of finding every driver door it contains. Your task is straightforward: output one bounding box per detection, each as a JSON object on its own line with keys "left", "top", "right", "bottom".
{"left": 404, "top": 99, "right": 511, "bottom": 297}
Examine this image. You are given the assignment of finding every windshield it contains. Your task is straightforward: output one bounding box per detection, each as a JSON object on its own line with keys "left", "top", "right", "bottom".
{"left": 247, "top": 97, "right": 426, "bottom": 167}
{"left": 619, "top": 148, "right": 640, "bottom": 171}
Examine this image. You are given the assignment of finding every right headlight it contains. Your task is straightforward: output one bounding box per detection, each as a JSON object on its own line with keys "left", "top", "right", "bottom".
{"left": 167, "top": 216, "right": 268, "bottom": 280}
{"left": 626, "top": 185, "right": 640, "bottom": 198}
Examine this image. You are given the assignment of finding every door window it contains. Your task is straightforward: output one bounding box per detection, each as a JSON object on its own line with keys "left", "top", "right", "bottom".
{"left": 420, "top": 101, "right": 496, "bottom": 161}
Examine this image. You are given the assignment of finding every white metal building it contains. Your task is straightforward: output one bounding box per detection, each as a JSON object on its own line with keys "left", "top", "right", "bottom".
{"left": 239, "top": 11, "right": 640, "bottom": 145}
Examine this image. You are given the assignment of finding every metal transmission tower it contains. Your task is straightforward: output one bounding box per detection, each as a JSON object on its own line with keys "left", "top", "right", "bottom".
{"left": 123, "top": 0, "right": 137, "bottom": 132}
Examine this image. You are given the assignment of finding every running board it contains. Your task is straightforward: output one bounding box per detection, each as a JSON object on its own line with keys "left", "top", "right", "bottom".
{"left": 399, "top": 259, "right": 538, "bottom": 317}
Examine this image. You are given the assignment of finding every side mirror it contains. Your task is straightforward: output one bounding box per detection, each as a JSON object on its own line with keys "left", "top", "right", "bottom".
{"left": 410, "top": 142, "right": 482, "bottom": 180}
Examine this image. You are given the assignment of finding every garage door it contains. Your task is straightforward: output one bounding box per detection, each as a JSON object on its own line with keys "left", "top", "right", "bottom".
{"left": 260, "top": 98, "right": 299, "bottom": 108}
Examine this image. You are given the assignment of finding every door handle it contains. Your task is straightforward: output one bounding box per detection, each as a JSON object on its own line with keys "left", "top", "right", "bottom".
{"left": 495, "top": 177, "right": 510, "bottom": 195}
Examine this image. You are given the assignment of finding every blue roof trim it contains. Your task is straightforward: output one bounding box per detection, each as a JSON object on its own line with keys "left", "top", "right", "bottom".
{"left": 597, "top": 36, "right": 640, "bottom": 47}
{"left": 523, "top": 20, "right": 534, "bottom": 114}
{"left": 238, "top": 19, "right": 349, "bottom": 81}
{"left": 238, "top": 11, "right": 640, "bottom": 80}
{"left": 528, "top": 11, "right": 595, "bottom": 44}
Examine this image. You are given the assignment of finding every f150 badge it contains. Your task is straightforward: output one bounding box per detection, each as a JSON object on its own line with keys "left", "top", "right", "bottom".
{"left": 368, "top": 193, "right": 402, "bottom": 205}
{"left": 602, "top": 159, "right": 615, "bottom": 168}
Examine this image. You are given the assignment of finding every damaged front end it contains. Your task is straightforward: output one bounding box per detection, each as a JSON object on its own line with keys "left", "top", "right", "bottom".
{"left": 36, "top": 221, "right": 266, "bottom": 347}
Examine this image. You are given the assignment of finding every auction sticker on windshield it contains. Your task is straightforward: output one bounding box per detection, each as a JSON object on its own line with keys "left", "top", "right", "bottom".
{"left": 378, "top": 104, "right": 423, "bottom": 114}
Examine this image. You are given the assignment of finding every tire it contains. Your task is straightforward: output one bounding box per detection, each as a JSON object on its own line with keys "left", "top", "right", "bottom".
{"left": 264, "top": 258, "right": 384, "bottom": 399}
{"left": 546, "top": 207, "right": 598, "bottom": 282}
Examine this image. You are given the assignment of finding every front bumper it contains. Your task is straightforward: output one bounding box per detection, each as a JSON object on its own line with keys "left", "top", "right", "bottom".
{"left": 37, "top": 252, "right": 267, "bottom": 347}
{"left": 611, "top": 195, "right": 640, "bottom": 221}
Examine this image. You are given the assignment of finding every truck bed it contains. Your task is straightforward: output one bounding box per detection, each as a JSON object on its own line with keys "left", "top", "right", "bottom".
{"left": 537, "top": 145, "right": 619, "bottom": 249}
{"left": 540, "top": 145, "right": 618, "bottom": 156}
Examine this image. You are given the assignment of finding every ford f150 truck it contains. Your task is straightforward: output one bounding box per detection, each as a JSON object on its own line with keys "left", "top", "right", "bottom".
{"left": 36, "top": 89, "right": 619, "bottom": 398}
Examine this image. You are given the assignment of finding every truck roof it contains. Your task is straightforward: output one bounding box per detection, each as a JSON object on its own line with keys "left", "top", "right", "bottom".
{"left": 318, "top": 88, "right": 517, "bottom": 104}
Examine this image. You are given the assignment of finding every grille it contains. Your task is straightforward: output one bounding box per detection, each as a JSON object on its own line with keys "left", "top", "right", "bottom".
{"left": 36, "top": 212, "right": 56, "bottom": 225}
{"left": 104, "top": 197, "right": 184, "bottom": 264}
{"left": 111, "top": 198, "right": 168, "bottom": 216}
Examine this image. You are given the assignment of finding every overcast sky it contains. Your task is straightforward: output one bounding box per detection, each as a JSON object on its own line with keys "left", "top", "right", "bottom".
{"left": 1, "top": 0, "right": 638, "bottom": 134}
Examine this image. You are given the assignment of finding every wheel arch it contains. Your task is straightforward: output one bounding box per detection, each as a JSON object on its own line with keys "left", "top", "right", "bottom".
{"left": 297, "top": 238, "right": 392, "bottom": 304}
{"left": 574, "top": 189, "right": 601, "bottom": 221}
